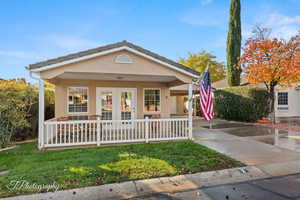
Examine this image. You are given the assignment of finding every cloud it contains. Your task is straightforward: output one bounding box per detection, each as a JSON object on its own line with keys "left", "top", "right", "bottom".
{"left": 271, "top": 25, "right": 299, "bottom": 40}
{"left": 263, "top": 13, "right": 300, "bottom": 39}
{"left": 266, "top": 13, "right": 300, "bottom": 27}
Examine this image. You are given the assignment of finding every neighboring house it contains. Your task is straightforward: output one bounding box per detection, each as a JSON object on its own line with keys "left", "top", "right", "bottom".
{"left": 213, "top": 78, "right": 300, "bottom": 118}
{"left": 275, "top": 87, "right": 300, "bottom": 117}
{"left": 27, "top": 41, "right": 200, "bottom": 149}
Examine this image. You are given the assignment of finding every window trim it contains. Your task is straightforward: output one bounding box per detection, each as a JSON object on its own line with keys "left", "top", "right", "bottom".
{"left": 277, "top": 92, "right": 288, "bottom": 106}
{"left": 67, "top": 87, "right": 89, "bottom": 114}
{"left": 143, "top": 88, "right": 161, "bottom": 113}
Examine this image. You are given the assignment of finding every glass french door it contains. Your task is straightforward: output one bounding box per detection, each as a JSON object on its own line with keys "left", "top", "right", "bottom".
{"left": 96, "top": 88, "right": 136, "bottom": 121}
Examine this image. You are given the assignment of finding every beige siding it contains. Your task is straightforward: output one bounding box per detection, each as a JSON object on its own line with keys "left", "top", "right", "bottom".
{"left": 176, "top": 96, "right": 186, "bottom": 115}
{"left": 275, "top": 88, "right": 300, "bottom": 117}
{"left": 54, "top": 79, "right": 171, "bottom": 119}
{"left": 39, "top": 50, "right": 192, "bottom": 84}
{"left": 39, "top": 49, "right": 195, "bottom": 119}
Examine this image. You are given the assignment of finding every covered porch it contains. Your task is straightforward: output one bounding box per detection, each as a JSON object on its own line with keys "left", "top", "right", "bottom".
{"left": 29, "top": 41, "right": 200, "bottom": 149}
{"left": 39, "top": 72, "right": 194, "bottom": 148}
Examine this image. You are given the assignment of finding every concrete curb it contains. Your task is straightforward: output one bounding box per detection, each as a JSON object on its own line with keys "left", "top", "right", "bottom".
{"left": 2, "top": 166, "right": 269, "bottom": 200}
{"left": 0, "top": 145, "right": 17, "bottom": 152}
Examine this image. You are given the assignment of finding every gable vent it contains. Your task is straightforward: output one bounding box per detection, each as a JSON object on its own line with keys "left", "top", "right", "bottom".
{"left": 115, "top": 54, "right": 133, "bottom": 64}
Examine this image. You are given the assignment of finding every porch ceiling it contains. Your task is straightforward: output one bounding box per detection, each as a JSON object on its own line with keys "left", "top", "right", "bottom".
{"left": 56, "top": 72, "right": 178, "bottom": 83}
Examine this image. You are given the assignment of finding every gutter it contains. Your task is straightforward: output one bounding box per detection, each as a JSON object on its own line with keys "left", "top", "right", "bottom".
{"left": 28, "top": 67, "right": 41, "bottom": 81}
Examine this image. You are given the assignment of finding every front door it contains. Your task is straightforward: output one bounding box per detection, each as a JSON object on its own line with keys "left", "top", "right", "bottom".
{"left": 96, "top": 88, "right": 136, "bottom": 120}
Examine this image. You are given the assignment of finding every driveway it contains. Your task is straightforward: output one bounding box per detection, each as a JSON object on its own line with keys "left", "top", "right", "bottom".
{"left": 193, "top": 119, "right": 300, "bottom": 165}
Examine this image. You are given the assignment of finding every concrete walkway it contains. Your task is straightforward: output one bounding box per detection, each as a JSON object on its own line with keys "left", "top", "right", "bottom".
{"left": 193, "top": 128, "right": 300, "bottom": 165}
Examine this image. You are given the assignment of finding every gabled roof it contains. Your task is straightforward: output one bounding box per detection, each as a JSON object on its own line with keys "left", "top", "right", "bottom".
{"left": 27, "top": 40, "right": 200, "bottom": 78}
{"left": 212, "top": 75, "right": 249, "bottom": 89}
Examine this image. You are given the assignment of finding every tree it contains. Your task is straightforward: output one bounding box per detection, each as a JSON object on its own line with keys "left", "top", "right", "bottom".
{"left": 226, "top": 0, "right": 242, "bottom": 86}
{"left": 240, "top": 27, "right": 300, "bottom": 122}
{"left": 0, "top": 79, "right": 37, "bottom": 147}
{"left": 0, "top": 79, "right": 55, "bottom": 147}
{"left": 179, "top": 51, "right": 225, "bottom": 82}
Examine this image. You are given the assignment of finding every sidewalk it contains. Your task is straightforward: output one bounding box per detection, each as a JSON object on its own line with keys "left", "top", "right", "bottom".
{"left": 3, "top": 165, "right": 269, "bottom": 200}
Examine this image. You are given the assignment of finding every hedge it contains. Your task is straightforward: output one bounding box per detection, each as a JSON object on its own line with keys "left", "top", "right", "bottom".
{"left": 213, "top": 86, "right": 269, "bottom": 122}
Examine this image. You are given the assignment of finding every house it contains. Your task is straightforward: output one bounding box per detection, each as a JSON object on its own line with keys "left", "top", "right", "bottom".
{"left": 27, "top": 41, "right": 200, "bottom": 149}
{"left": 213, "top": 78, "right": 300, "bottom": 118}
{"left": 275, "top": 87, "right": 300, "bottom": 118}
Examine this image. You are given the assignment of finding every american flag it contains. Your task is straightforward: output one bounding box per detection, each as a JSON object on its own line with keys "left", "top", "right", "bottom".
{"left": 200, "top": 71, "right": 214, "bottom": 121}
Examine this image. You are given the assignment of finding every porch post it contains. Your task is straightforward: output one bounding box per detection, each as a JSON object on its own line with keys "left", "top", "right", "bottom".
{"left": 38, "top": 79, "right": 45, "bottom": 150}
{"left": 188, "top": 83, "right": 193, "bottom": 139}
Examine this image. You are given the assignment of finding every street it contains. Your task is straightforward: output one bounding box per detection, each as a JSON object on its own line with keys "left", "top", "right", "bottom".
{"left": 127, "top": 173, "right": 300, "bottom": 200}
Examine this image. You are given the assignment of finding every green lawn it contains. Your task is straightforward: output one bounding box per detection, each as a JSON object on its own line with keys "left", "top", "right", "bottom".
{"left": 0, "top": 141, "right": 244, "bottom": 198}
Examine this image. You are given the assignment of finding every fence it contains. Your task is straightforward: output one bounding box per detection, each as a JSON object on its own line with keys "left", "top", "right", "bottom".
{"left": 42, "top": 118, "right": 189, "bottom": 148}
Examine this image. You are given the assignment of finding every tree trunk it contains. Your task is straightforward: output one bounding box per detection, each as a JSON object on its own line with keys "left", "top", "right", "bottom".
{"left": 268, "top": 85, "right": 276, "bottom": 124}
{"left": 226, "top": 0, "right": 241, "bottom": 86}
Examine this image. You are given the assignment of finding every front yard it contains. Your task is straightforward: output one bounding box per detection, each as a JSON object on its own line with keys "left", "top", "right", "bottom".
{"left": 0, "top": 141, "right": 244, "bottom": 198}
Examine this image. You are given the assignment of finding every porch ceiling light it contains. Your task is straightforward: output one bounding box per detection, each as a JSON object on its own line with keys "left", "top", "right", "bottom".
{"left": 116, "top": 76, "right": 124, "bottom": 80}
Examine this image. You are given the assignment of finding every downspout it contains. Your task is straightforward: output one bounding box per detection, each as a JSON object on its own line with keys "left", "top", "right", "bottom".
{"left": 28, "top": 69, "right": 45, "bottom": 150}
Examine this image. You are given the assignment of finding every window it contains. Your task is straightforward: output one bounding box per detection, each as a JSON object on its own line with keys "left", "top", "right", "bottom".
{"left": 100, "top": 91, "right": 113, "bottom": 120}
{"left": 121, "top": 91, "right": 133, "bottom": 120}
{"left": 144, "top": 89, "right": 161, "bottom": 112}
{"left": 278, "top": 92, "right": 288, "bottom": 105}
{"left": 68, "top": 87, "right": 88, "bottom": 113}
{"left": 115, "top": 54, "right": 133, "bottom": 63}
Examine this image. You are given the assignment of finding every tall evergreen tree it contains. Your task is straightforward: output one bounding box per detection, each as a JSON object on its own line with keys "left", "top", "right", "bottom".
{"left": 226, "top": 0, "right": 241, "bottom": 86}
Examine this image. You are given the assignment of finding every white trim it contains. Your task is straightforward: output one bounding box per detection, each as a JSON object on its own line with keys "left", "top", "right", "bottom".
{"left": 96, "top": 87, "right": 115, "bottom": 119}
{"left": 67, "top": 87, "right": 89, "bottom": 114}
{"left": 143, "top": 88, "right": 161, "bottom": 114}
{"left": 38, "top": 79, "right": 45, "bottom": 149}
{"left": 119, "top": 88, "right": 137, "bottom": 120}
{"left": 188, "top": 83, "right": 193, "bottom": 139}
{"left": 30, "top": 46, "right": 199, "bottom": 78}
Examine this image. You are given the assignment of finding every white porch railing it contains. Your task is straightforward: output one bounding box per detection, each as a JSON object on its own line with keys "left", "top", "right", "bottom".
{"left": 42, "top": 118, "right": 189, "bottom": 148}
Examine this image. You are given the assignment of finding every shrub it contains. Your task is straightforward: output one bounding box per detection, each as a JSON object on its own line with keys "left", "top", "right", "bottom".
{"left": 0, "top": 79, "right": 54, "bottom": 147}
{"left": 214, "top": 86, "right": 269, "bottom": 122}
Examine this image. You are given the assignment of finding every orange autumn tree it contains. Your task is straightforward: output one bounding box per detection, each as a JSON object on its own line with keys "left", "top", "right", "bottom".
{"left": 240, "top": 27, "right": 300, "bottom": 121}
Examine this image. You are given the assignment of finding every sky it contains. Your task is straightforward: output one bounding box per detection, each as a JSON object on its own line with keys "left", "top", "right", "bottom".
{"left": 1, "top": 0, "right": 300, "bottom": 81}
